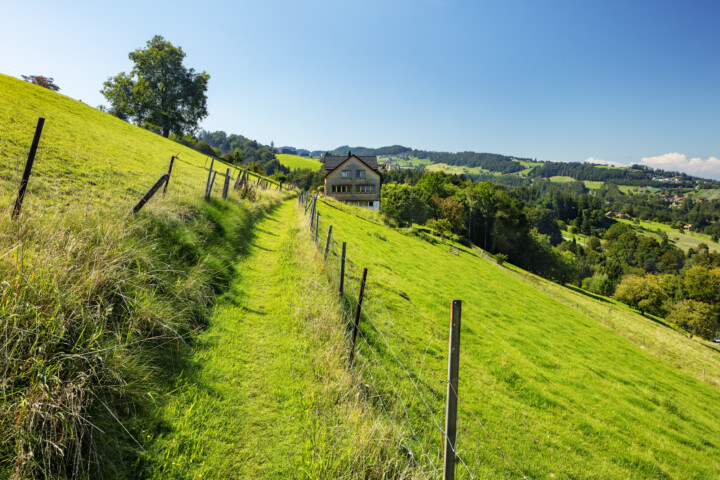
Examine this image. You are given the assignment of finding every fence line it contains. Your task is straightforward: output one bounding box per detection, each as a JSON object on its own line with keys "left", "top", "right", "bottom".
{"left": 301, "top": 194, "right": 529, "bottom": 479}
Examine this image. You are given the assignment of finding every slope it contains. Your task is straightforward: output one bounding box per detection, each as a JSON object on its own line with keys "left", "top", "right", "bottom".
{"left": 0, "top": 73, "right": 274, "bottom": 209}
{"left": 276, "top": 152, "right": 323, "bottom": 171}
{"left": 311, "top": 196, "right": 720, "bottom": 479}
{"left": 0, "top": 74, "right": 285, "bottom": 478}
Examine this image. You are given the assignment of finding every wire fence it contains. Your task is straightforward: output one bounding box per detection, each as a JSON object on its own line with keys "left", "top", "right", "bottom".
{"left": 1, "top": 118, "right": 294, "bottom": 219}
{"left": 300, "top": 193, "right": 529, "bottom": 479}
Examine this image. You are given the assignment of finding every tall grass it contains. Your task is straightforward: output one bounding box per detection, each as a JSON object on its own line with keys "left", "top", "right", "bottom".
{"left": 0, "top": 189, "right": 284, "bottom": 478}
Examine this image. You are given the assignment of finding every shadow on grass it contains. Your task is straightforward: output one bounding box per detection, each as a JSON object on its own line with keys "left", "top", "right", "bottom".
{"left": 565, "top": 285, "right": 613, "bottom": 304}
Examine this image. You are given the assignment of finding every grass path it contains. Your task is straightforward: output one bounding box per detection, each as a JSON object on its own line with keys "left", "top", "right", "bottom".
{"left": 147, "top": 200, "right": 319, "bottom": 478}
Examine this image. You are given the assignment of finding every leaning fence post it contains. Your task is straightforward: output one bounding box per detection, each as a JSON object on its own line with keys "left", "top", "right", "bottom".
{"left": 12, "top": 117, "right": 45, "bottom": 218}
{"left": 205, "top": 170, "right": 217, "bottom": 200}
{"left": 443, "top": 300, "right": 462, "bottom": 480}
{"left": 222, "top": 168, "right": 231, "bottom": 199}
{"left": 315, "top": 212, "right": 320, "bottom": 243}
{"left": 339, "top": 242, "right": 346, "bottom": 297}
{"left": 349, "top": 268, "right": 368, "bottom": 367}
{"left": 324, "top": 225, "right": 333, "bottom": 261}
{"left": 131, "top": 174, "right": 169, "bottom": 215}
{"left": 162, "top": 156, "right": 175, "bottom": 197}
{"left": 205, "top": 157, "right": 215, "bottom": 194}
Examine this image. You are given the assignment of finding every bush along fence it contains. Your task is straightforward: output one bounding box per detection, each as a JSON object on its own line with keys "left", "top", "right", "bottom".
{"left": 8, "top": 117, "right": 296, "bottom": 220}
{"left": 299, "top": 192, "right": 529, "bottom": 480}
{"left": 472, "top": 246, "right": 719, "bottom": 388}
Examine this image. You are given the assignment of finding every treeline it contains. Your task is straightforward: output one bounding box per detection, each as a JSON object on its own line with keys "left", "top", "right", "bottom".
{"left": 528, "top": 161, "right": 703, "bottom": 187}
{"left": 198, "top": 130, "right": 288, "bottom": 175}
{"left": 315, "top": 145, "right": 528, "bottom": 174}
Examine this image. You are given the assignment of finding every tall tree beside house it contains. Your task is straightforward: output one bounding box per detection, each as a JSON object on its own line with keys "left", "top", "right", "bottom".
{"left": 101, "top": 35, "right": 209, "bottom": 138}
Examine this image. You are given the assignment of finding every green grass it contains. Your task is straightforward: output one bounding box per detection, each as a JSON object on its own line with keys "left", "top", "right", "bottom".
{"left": 312, "top": 196, "right": 720, "bottom": 479}
{"left": 143, "top": 201, "right": 413, "bottom": 479}
{"left": 276, "top": 153, "right": 322, "bottom": 171}
{"left": 0, "top": 73, "right": 288, "bottom": 478}
{"left": 379, "top": 155, "right": 432, "bottom": 168}
{"left": 617, "top": 218, "right": 720, "bottom": 253}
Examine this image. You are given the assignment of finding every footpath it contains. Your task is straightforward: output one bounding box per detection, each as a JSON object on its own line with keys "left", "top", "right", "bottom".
{"left": 148, "top": 200, "right": 321, "bottom": 479}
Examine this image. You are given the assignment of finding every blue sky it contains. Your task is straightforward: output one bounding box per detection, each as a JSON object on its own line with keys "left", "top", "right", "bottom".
{"left": 2, "top": 0, "right": 719, "bottom": 177}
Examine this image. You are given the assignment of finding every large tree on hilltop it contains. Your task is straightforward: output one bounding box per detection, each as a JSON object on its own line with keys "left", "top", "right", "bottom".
{"left": 101, "top": 35, "right": 209, "bottom": 137}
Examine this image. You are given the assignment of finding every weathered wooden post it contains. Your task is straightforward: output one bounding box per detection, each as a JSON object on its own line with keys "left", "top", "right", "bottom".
{"left": 233, "top": 169, "right": 243, "bottom": 189}
{"left": 443, "top": 300, "right": 462, "bottom": 480}
{"left": 12, "top": 117, "right": 45, "bottom": 218}
{"left": 131, "top": 174, "right": 169, "bottom": 215}
{"left": 222, "top": 168, "right": 231, "bottom": 199}
{"left": 349, "top": 268, "right": 368, "bottom": 367}
{"left": 162, "top": 156, "right": 175, "bottom": 197}
{"left": 315, "top": 212, "right": 320, "bottom": 243}
{"left": 205, "top": 157, "right": 215, "bottom": 195}
{"left": 339, "top": 242, "right": 346, "bottom": 297}
{"left": 205, "top": 170, "right": 217, "bottom": 200}
{"left": 324, "top": 225, "right": 333, "bottom": 261}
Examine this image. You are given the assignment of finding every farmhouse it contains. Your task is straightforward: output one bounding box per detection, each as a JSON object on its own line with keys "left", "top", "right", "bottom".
{"left": 324, "top": 152, "right": 381, "bottom": 210}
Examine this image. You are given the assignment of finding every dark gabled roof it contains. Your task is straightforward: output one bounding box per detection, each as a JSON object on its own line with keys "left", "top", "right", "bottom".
{"left": 324, "top": 155, "right": 378, "bottom": 172}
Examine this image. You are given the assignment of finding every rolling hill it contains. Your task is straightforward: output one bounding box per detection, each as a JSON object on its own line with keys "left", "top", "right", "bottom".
{"left": 310, "top": 196, "right": 720, "bottom": 479}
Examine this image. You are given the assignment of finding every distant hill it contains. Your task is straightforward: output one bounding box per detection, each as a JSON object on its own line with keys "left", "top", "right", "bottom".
{"left": 309, "top": 144, "right": 720, "bottom": 187}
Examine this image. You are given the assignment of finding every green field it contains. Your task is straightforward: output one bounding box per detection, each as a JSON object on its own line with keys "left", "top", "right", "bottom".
{"left": 276, "top": 152, "right": 322, "bottom": 171}
{"left": 617, "top": 218, "right": 720, "bottom": 253}
{"left": 379, "top": 155, "right": 432, "bottom": 168}
{"left": 0, "top": 74, "right": 290, "bottom": 478}
{"left": 425, "top": 162, "right": 492, "bottom": 175}
{"left": 312, "top": 196, "right": 720, "bottom": 479}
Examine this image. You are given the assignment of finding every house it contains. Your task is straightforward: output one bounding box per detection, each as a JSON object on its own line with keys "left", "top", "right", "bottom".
{"left": 684, "top": 224, "right": 696, "bottom": 232}
{"left": 324, "top": 152, "right": 381, "bottom": 210}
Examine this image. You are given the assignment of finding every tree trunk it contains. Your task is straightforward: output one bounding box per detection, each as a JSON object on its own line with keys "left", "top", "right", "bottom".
{"left": 162, "top": 128, "right": 169, "bottom": 138}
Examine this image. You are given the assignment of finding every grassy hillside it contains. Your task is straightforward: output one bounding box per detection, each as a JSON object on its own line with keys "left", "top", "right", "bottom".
{"left": 617, "top": 217, "right": 720, "bottom": 253}
{"left": 0, "top": 73, "right": 272, "bottom": 208}
{"left": 0, "top": 74, "right": 287, "bottom": 478}
{"left": 276, "top": 153, "right": 322, "bottom": 171}
{"left": 311, "top": 196, "right": 720, "bottom": 479}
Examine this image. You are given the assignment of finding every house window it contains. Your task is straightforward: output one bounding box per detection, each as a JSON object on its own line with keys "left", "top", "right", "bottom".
{"left": 356, "top": 170, "right": 365, "bottom": 179}
{"left": 332, "top": 185, "right": 351, "bottom": 193}
{"left": 357, "top": 185, "right": 376, "bottom": 194}
{"left": 341, "top": 170, "right": 351, "bottom": 179}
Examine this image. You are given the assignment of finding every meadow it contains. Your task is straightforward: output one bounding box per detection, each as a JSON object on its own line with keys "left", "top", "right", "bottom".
{"left": 311, "top": 195, "right": 720, "bottom": 479}
{"left": 617, "top": 217, "right": 720, "bottom": 253}
{"left": 276, "top": 152, "right": 322, "bottom": 171}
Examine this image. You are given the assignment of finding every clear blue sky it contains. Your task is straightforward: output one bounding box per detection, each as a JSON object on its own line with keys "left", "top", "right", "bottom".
{"left": 2, "top": 0, "right": 720, "bottom": 177}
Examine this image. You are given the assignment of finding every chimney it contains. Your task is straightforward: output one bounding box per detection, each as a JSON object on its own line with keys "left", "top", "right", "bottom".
{"left": 348, "top": 150, "right": 352, "bottom": 157}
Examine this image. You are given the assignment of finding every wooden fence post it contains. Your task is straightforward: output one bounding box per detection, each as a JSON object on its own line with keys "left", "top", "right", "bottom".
{"left": 205, "top": 170, "right": 217, "bottom": 200}
{"left": 443, "top": 300, "right": 462, "bottom": 480}
{"left": 12, "top": 117, "right": 45, "bottom": 218}
{"left": 206, "top": 157, "right": 215, "bottom": 194}
{"left": 349, "top": 268, "right": 368, "bottom": 367}
{"left": 222, "top": 168, "right": 231, "bottom": 199}
{"left": 339, "top": 242, "right": 346, "bottom": 297}
{"left": 162, "top": 156, "right": 175, "bottom": 197}
{"left": 131, "top": 174, "right": 169, "bottom": 215}
{"left": 324, "top": 225, "right": 333, "bottom": 261}
{"left": 315, "top": 212, "right": 320, "bottom": 243}
{"left": 234, "top": 169, "right": 243, "bottom": 189}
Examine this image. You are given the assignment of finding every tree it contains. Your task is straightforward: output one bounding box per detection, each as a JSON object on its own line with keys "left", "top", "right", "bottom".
{"left": 380, "top": 184, "right": 430, "bottom": 226}
{"left": 101, "top": 35, "right": 209, "bottom": 137}
{"left": 22, "top": 75, "right": 60, "bottom": 91}
{"left": 614, "top": 274, "right": 666, "bottom": 316}
{"left": 667, "top": 300, "right": 717, "bottom": 339}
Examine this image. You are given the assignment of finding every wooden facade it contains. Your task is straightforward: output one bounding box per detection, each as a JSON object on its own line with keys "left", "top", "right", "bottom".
{"left": 324, "top": 154, "right": 381, "bottom": 209}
